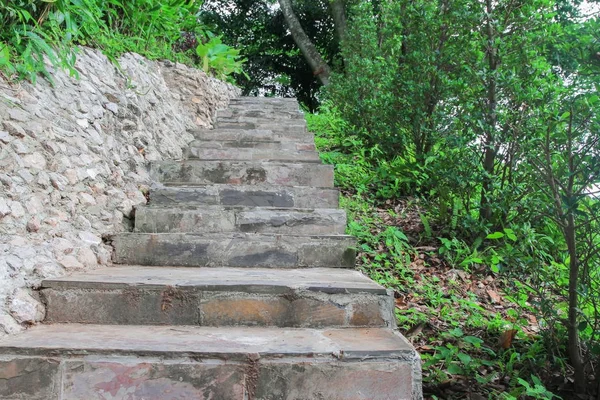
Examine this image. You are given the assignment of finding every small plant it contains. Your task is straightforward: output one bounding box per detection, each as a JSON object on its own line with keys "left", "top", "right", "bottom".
{"left": 196, "top": 33, "right": 247, "bottom": 80}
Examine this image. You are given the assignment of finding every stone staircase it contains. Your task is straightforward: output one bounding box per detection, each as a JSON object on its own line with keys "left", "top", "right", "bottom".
{"left": 0, "top": 97, "right": 422, "bottom": 399}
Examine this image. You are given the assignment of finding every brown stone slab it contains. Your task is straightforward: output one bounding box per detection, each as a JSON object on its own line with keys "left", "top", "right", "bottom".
{"left": 42, "top": 266, "right": 386, "bottom": 294}
{"left": 256, "top": 361, "right": 415, "bottom": 400}
{"left": 149, "top": 184, "right": 339, "bottom": 209}
{"left": 149, "top": 160, "right": 334, "bottom": 187}
{"left": 110, "top": 232, "right": 356, "bottom": 268}
{"left": 0, "top": 356, "right": 61, "bottom": 399}
{"left": 62, "top": 359, "right": 245, "bottom": 400}
{"left": 0, "top": 325, "right": 415, "bottom": 361}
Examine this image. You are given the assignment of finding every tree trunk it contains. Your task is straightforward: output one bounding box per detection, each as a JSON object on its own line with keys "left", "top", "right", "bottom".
{"left": 565, "top": 214, "right": 586, "bottom": 394}
{"left": 564, "top": 113, "right": 587, "bottom": 394}
{"left": 479, "top": 0, "right": 498, "bottom": 223}
{"left": 330, "top": 0, "right": 347, "bottom": 43}
{"left": 278, "top": 0, "right": 332, "bottom": 86}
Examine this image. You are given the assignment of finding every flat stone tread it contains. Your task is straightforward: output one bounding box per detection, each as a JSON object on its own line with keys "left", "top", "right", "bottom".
{"left": 112, "top": 232, "right": 355, "bottom": 241}
{"left": 155, "top": 160, "right": 323, "bottom": 167}
{"left": 42, "top": 266, "right": 385, "bottom": 294}
{"left": 155, "top": 183, "right": 337, "bottom": 191}
{"left": 0, "top": 324, "right": 413, "bottom": 360}
{"left": 139, "top": 204, "right": 344, "bottom": 213}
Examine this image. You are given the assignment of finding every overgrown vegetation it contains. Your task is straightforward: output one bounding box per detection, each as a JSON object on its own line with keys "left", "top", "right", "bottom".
{"left": 300, "top": 1, "right": 600, "bottom": 397}
{"left": 308, "top": 95, "right": 599, "bottom": 398}
{"left": 0, "top": 0, "right": 245, "bottom": 82}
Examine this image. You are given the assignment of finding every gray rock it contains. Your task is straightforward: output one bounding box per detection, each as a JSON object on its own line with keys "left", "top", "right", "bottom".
{"left": 0, "top": 312, "right": 24, "bottom": 334}
{"left": 22, "top": 152, "right": 47, "bottom": 170}
{"left": 10, "top": 201, "right": 25, "bottom": 218}
{"left": 3, "top": 121, "right": 26, "bottom": 138}
{"left": 17, "top": 169, "right": 34, "bottom": 183}
{"left": 105, "top": 102, "right": 118, "bottom": 114}
{"left": 0, "top": 198, "right": 11, "bottom": 217}
{"left": 59, "top": 255, "right": 84, "bottom": 270}
{"left": 0, "top": 130, "right": 11, "bottom": 144}
{"left": 12, "top": 141, "right": 31, "bottom": 154}
{"left": 78, "top": 231, "right": 101, "bottom": 245}
{"left": 26, "top": 217, "right": 41, "bottom": 233}
{"left": 8, "top": 108, "right": 29, "bottom": 122}
{"left": 9, "top": 289, "right": 45, "bottom": 324}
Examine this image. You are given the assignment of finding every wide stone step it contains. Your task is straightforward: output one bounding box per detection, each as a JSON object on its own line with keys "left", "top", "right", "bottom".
{"left": 188, "top": 138, "right": 316, "bottom": 152}
{"left": 41, "top": 266, "right": 393, "bottom": 327}
{"left": 225, "top": 104, "right": 300, "bottom": 113}
{"left": 216, "top": 121, "right": 307, "bottom": 132}
{"left": 217, "top": 116, "right": 307, "bottom": 126}
{"left": 135, "top": 205, "right": 346, "bottom": 234}
{"left": 190, "top": 128, "right": 314, "bottom": 142}
{"left": 0, "top": 324, "right": 421, "bottom": 400}
{"left": 217, "top": 108, "right": 304, "bottom": 120}
{"left": 228, "top": 97, "right": 299, "bottom": 107}
{"left": 149, "top": 184, "right": 339, "bottom": 208}
{"left": 110, "top": 232, "right": 356, "bottom": 268}
{"left": 230, "top": 96, "right": 298, "bottom": 103}
{"left": 149, "top": 160, "right": 334, "bottom": 187}
{"left": 185, "top": 147, "right": 321, "bottom": 163}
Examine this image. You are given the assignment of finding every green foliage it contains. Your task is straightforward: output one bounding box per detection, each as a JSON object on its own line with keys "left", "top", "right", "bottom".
{"left": 195, "top": 33, "right": 247, "bottom": 80}
{"left": 200, "top": 0, "right": 340, "bottom": 109}
{"left": 307, "top": 58, "right": 598, "bottom": 394}
{"left": 503, "top": 375, "right": 562, "bottom": 400}
{"left": 0, "top": 0, "right": 246, "bottom": 83}
{"left": 317, "top": 0, "right": 600, "bottom": 391}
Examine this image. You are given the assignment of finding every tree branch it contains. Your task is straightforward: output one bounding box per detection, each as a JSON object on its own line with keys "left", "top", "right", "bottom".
{"left": 278, "top": 0, "right": 332, "bottom": 85}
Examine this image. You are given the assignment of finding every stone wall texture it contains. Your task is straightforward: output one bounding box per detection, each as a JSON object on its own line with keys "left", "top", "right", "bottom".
{"left": 0, "top": 47, "right": 240, "bottom": 334}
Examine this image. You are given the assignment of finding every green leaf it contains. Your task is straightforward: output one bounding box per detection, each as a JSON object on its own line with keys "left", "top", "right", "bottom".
{"left": 0, "top": 45, "right": 11, "bottom": 67}
{"left": 446, "top": 363, "right": 464, "bottom": 375}
{"left": 503, "top": 229, "right": 517, "bottom": 241}
{"left": 457, "top": 352, "right": 472, "bottom": 365}
{"left": 486, "top": 232, "right": 505, "bottom": 240}
{"left": 463, "top": 336, "right": 483, "bottom": 347}
{"left": 449, "top": 327, "right": 464, "bottom": 337}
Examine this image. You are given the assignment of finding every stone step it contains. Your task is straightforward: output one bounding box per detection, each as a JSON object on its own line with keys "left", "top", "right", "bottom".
{"left": 230, "top": 96, "right": 298, "bottom": 103}
{"left": 190, "top": 128, "right": 314, "bottom": 142}
{"left": 0, "top": 324, "right": 422, "bottom": 400}
{"left": 41, "top": 266, "right": 393, "bottom": 327}
{"left": 228, "top": 97, "right": 299, "bottom": 106}
{"left": 217, "top": 108, "right": 304, "bottom": 120}
{"left": 149, "top": 184, "right": 339, "bottom": 208}
{"left": 217, "top": 116, "right": 307, "bottom": 126}
{"left": 188, "top": 138, "right": 316, "bottom": 152}
{"left": 135, "top": 205, "right": 347, "bottom": 234}
{"left": 216, "top": 121, "right": 307, "bottom": 132}
{"left": 110, "top": 232, "right": 356, "bottom": 268}
{"left": 225, "top": 103, "right": 300, "bottom": 113}
{"left": 149, "top": 160, "right": 334, "bottom": 187}
{"left": 185, "top": 147, "right": 321, "bottom": 163}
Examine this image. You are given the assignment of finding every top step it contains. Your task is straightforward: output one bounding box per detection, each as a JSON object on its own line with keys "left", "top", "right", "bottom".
{"left": 229, "top": 97, "right": 298, "bottom": 104}
{"left": 226, "top": 98, "right": 300, "bottom": 112}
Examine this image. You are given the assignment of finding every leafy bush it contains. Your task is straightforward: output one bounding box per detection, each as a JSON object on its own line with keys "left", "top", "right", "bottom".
{"left": 0, "top": 0, "right": 245, "bottom": 82}
{"left": 195, "top": 33, "right": 247, "bottom": 80}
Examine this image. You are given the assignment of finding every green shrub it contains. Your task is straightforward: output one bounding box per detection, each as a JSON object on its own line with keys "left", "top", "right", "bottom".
{"left": 0, "top": 0, "right": 245, "bottom": 82}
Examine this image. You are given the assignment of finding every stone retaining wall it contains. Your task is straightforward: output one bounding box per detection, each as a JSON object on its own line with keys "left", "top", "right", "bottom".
{"left": 0, "top": 47, "right": 240, "bottom": 334}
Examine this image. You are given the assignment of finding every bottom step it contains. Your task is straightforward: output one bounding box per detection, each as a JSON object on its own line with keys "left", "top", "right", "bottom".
{"left": 0, "top": 324, "right": 422, "bottom": 400}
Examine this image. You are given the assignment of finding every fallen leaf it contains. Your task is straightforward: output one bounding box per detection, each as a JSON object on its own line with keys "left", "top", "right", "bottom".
{"left": 498, "top": 329, "right": 518, "bottom": 349}
{"left": 394, "top": 297, "right": 407, "bottom": 309}
{"left": 405, "top": 322, "right": 426, "bottom": 338}
{"left": 487, "top": 289, "right": 502, "bottom": 304}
